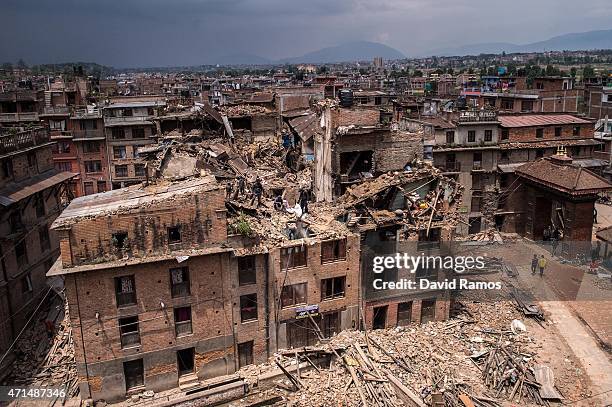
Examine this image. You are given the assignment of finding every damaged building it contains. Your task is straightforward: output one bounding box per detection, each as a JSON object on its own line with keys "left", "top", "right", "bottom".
{"left": 47, "top": 89, "right": 465, "bottom": 401}
{"left": 103, "top": 97, "right": 166, "bottom": 189}
{"left": 314, "top": 102, "right": 423, "bottom": 202}
{"left": 0, "top": 126, "right": 76, "bottom": 376}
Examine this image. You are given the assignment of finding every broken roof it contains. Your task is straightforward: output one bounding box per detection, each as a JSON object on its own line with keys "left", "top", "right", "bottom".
{"left": 288, "top": 113, "right": 321, "bottom": 142}
{"left": 516, "top": 156, "right": 612, "bottom": 196}
{"left": 52, "top": 176, "right": 220, "bottom": 228}
{"left": 498, "top": 114, "right": 592, "bottom": 128}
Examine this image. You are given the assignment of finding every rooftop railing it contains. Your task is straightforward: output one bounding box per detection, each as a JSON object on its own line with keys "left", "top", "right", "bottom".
{"left": 0, "top": 128, "right": 49, "bottom": 156}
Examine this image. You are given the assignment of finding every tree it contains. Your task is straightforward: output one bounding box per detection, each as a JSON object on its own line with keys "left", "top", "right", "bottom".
{"left": 582, "top": 65, "right": 595, "bottom": 79}
{"left": 317, "top": 65, "right": 328, "bottom": 74}
{"left": 413, "top": 69, "right": 423, "bottom": 77}
{"left": 16, "top": 59, "right": 27, "bottom": 69}
{"left": 570, "top": 67, "right": 577, "bottom": 78}
{"left": 545, "top": 64, "right": 561, "bottom": 77}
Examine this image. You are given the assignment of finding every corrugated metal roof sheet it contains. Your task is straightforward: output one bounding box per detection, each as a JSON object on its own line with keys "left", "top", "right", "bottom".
{"left": 499, "top": 114, "right": 591, "bottom": 128}
{"left": 289, "top": 113, "right": 322, "bottom": 142}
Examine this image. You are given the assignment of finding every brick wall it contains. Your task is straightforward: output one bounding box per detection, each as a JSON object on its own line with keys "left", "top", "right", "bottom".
{"left": 363, "top": 297, "right": 450, "bottom": 329}
{"left": 333, "top": 107, "right": 380, "bottom": 127}
{"left": 269, "top": 234, "right": 361, "bottom": 347}
{"left": 336, "top": 130, "right": 422, "bottom": 175}
{"left": 63, "top": 187, "right": 227, "bottom": 267}
{"left": 65, "top": 250, "right": 269, "bottom": 401}
{"left": 504, "top": 122, "right": 593, "bottom": 143}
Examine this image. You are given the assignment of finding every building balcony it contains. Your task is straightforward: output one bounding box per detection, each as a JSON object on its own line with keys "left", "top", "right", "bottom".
{"left": 440, "top": 162, "right": 461, "bottom": 172}
{"left": 104, "top": 116, "right": 153, "bottom": 126}
{"left": 41, "top": 106, "right": 71, "bottom": 116}
{"left": 0, "top": 128, "right": 50, "bottom": 156}
{"left": 0, "top": 112, "right": 39, "bottom": 123}
{"left": 50, "top": 130, "right": 73, "bottom": 140}
{"left": 458, "top": 110, "right": 498, "bottom": 123}
{"left": 72, "top": 129, "right": 105, "bottom": 140}
{"left": 73, "top": 107, "right": 102, "bottom": 118}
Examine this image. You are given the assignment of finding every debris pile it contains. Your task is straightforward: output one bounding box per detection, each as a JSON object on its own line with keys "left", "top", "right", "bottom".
{"left": 233, "top": 301, "right": 563, "bottom": 407}
{"left": 337, "top": 169, "right": 464, "bottom": 236}
{"left": 5, "top": 294, "right": 79, "bottom": 401}
{"left": 221, "top": 104, "right": 272, "bottom": 117}
{"left": 472, "top": 343, "right": 556, "bottom": 405}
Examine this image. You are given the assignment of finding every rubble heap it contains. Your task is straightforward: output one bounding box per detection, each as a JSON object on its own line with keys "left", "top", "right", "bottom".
{"left": 232, "top": 300, "right": 562, "bottom": 407}
{"left": 5, "top": 294, "right": 79, "bottom": 401}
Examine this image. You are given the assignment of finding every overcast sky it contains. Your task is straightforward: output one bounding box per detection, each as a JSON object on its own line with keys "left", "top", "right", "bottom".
{"left": 1, "top": 0, "right": 611, "bottom": 67}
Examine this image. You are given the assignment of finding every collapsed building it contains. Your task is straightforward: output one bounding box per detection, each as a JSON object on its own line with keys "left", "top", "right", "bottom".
{"left": 313, "top": 102, "right": 423, "bottom": 201}
{"left": 47, "top": 97, "right": 463, "bottom": 401}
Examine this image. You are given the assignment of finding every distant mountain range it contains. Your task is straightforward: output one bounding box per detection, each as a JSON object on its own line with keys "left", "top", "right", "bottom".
{"left": 425, "top": 29, "right": 612, "bottom": 57}
{"left": 279, "top": 41, "right": 405, "bottom": 64}
{"left": 35, "top": 29, "right": 612, "bottom": 69}
{"left": 212, "top": 41, "right": 405, "bottom": 66}
{"left": 211, "top": 29, "right": 612, "bottom": 66}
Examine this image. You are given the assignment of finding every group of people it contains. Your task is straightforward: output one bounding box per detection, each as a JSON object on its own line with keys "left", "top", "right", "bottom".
{"left": 226, "top": 174, "right": 312, "bottom": 215}
{"left": 531, "top": 254, "right": 548, "bottom": 277}
{"left": 225, "top": 175, "right": 263, "bottom": 206}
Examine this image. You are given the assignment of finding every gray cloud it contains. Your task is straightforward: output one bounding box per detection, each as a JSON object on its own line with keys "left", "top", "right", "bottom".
{"left": 1, "top": 0, "right": 611, "bottom": 67}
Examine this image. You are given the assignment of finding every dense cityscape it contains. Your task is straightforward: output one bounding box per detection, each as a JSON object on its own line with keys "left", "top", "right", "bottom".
{"left": 1, "top": 9, "right": 612, "bottom": 407}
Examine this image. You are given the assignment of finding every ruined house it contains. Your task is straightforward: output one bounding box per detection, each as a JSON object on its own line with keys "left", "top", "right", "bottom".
{"left": 314, "top": 103, "right": 424, "bottom": 202}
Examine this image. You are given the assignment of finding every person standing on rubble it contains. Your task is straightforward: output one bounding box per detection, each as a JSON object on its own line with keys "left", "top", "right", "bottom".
{"left": 299, "top": 189, "right": 309, "bottom": 214}
{"left": 252, "top": 177, "right": 263, "bottom": 207}
{"left": 234, "top": 175, "right": 245, "bottom": 200}
{"left": 538, "top": 255, "right": 547, "bottom": 277}
{"left": 225, "top": 182, "right": 233, "bottom": 199}
{"left": 273, "top": 194, "right": 284, "bottom": 211}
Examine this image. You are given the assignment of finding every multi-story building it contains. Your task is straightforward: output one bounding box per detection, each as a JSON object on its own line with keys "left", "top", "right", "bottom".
{"left": 425, "top": 112, "right": 601, "bottom": 234}
{"left": 423, "top": 110, "right": 500, "bottom": 234}
{"left": 72, "top": 106, "right": 110, "bottom": 195}
{"left": 0, "top": 127, "right": 75, "bottom": 373}
{"left": 462, "top": 76, "right": 581, "bottom": 114}
{"left": 103, "top": 97, "right": 166, "bottom": 189}
{"left": 49, "top": 175, "right": 361, "bottom": 401}
{"left": 314, "top": 104, "right": 422, "bottom": 201}
{"left": 586, "top": 85, "right": 612, "bottom": 120}
{"left": 0, "top": 90, "right": 43, "bottom": 126}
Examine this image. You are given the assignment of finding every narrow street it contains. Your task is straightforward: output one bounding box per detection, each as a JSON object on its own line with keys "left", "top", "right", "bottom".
{"left": 483, "top": 240, "right": 612, "bottom": 406}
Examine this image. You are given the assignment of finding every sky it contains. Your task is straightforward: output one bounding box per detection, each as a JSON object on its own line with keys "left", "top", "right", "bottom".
{"left": 1, "top": 0, "right": 612, "bottom": 68}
